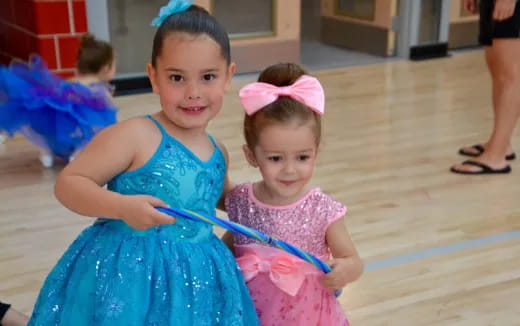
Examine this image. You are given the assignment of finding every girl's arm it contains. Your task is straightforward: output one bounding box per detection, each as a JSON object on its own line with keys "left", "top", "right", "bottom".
{"left": 55, "top": 118, "right": 173, "bottom": 229}
{"left": 215, "top": 139, "right": 236, "bottom": 211}
{"left": 321, "top": 218, "right": 364, "bottom": 289}
{"left": 214, "top": 141, "right": 236, "bottom": 251}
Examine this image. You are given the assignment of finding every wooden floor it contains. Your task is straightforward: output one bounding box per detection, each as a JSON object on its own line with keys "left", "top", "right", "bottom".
{"left": 1, "top": 50, "right": 519, "bottom": 325}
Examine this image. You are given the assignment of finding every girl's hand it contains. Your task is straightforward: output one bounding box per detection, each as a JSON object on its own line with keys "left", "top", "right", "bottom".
{"left": 323, "top": 218, "right": 364, "bottom": 290}
{"left": 321, "top": 257, "right": 359, "bottom": 290}
{"left": 119, "top": 195, "right": 175, "bottom": 230}
{"left": 463, "top": 0, "right": 478, "bottom": 14}
{"left": 493, "top": 0, "right": 517, "bottom": 20}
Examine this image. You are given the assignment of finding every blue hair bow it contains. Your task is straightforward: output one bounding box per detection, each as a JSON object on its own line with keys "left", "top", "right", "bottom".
{"left": 151, "top": 0, "right": 193, "bottom": 27}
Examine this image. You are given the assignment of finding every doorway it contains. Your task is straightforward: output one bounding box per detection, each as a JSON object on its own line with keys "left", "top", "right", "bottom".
{"left": 300, "top": 0, "right": 395, "bottom": 70}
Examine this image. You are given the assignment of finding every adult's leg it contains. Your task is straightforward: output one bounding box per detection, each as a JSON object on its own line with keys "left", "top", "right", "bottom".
{"left": 458, "top": 45, "right": 515, "bottom": 156}
{"left": 452, "top": 38, "right": 520, "bottom": 172}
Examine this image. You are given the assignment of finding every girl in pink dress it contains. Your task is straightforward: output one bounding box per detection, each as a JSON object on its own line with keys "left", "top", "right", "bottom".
{"left": 224, "top": 63, "right": 364, "bottom": 325}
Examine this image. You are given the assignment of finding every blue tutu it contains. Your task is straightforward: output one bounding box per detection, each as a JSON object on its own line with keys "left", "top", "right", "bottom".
{"left": 28, "top": 116, "right": 260, "bottom": 325}
{"left": 0, "top": 55, "right": 117, "bottom": 160}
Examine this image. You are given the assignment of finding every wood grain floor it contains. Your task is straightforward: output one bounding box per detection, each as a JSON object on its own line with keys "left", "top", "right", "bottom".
{"left": 1, "top": 50, "right": 519, "bottom": 325}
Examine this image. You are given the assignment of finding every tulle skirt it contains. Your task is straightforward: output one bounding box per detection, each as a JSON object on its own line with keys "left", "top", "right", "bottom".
{"left": 236, "top": 244, "right": 349, "bottom": 326}
{"left": 28, "top": 220, "right": 260, "bottom": 326}
{"left": 0, "top": 55, "right": 117, "bottom": 160}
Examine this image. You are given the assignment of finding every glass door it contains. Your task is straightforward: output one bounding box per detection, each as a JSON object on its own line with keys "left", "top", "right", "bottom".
{"left": 108, "top": 0, "right": 167, "bottom": 77}
{"left": 86, "top": 0, "right": 163, "bottom": 78}
{"left": 86, "top": 0, "right": 301, "bottom": 78}
{"left": 320, "top": 0, "right": 398, "bottom": 56}
{"left": 212, "top": 0, "right": 301, "bottom": 74}
{"left": 396, "top": 0, "right": 451, "bottom": 59}
{"left": 213, "top": 0, "right": 274, "bottom": 39}
{"left": 448, "top": 0, "right": 480, "bottom": 49}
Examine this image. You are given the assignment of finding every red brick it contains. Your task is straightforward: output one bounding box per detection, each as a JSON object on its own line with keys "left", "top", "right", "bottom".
{"left": 6, "top": 27, "right": 33, "bottom": 60}
{"left": 0, "top": 0, "right": 15, "bottom": 24}
{"left": 13, "top": 0, "right": 37, "bottom": 33}
{"left": 58, "top": 35, "right": 79, "bottom": 69}
{"left": 73, "top": 1, "right": 87, "bottom": 33}
{"left": 34, "top": 1, "right": 70, "bottom": 34}
{"left": 36, "top": 37, "right": 57, "bottom": 69}
{"left": 27, "top": 34, "right": 40, "bottom": 57}
{"left": 0, "top": 52, "right": 12, "bottom": 65}
{"left": 0, "top": 22, "right": 7, "bottom": 54}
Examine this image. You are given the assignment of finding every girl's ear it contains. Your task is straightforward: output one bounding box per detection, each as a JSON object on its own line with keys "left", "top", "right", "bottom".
{"left": 99, "top": 63, "right": 115, "bottom": 81}
{"left": 146, "top": 63, "right": 159, "bottom": 94}
{"left": 224, "top": 62, "right": 236, "bottom": 92}
{"left": 242, "top": 144, "right": 258, "bottom": 168}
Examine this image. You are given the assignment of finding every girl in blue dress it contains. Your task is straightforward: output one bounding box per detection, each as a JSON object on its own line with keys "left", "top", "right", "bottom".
{"left": 0, "top": 34, "right": 117, "bottom": 168}
{"left": 27, "top": 1, "right": 259, "bottom": 325}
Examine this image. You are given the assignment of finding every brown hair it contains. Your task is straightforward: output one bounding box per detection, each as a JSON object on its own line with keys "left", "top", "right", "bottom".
{"left": 243, "top": 63, "right": 322, "bottom": 149}
{"left": 151, "top": 5, "right": 230, "bottom": 67}
{"left": 77, "top": 34, "right": 114, "bottom": 74}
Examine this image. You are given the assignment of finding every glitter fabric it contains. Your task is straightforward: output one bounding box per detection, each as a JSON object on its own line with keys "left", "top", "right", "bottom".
{"left": 226, "top": 183, "right": 346, "bottom": 258}
{"left": 28, "top": 116, "right": 259, "bottom": 326}
{"left": 226, "top": 182, "right": 349, "bottom": 325}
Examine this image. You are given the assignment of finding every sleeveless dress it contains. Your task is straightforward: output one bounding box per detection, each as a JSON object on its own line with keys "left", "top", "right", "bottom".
{"left": 0, "top": 55, "right": 117, "bottom": 160}
{"left": 226, "top": 183, "right": 349, "bottom": 326}
{"left": 28, "top": 117, "right": 259, "bottom": 326}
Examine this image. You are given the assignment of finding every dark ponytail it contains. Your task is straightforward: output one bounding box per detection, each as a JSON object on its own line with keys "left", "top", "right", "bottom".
{"left": 77, "top": 33, "right": 114, "bottom": 74}
{"left": 151, "top": 5, "right": 230, "bottom": 67}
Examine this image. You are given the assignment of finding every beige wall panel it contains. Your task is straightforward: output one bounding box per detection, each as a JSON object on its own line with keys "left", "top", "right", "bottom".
{"left": 321, "top": 0, "right": 394, "bottom": 29}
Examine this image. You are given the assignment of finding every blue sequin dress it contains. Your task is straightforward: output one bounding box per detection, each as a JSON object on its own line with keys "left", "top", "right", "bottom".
{"left": 28, "top": 116, "right": 259, "bottom": 326}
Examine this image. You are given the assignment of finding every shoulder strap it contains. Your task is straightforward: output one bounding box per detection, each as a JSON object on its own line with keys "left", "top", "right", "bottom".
{"left": 207, "top": 134, "right": 227, "bottom": 168}
{"left": 207, "top": 134, "right": 218, "bottom": 148}
{"left": 146, "top": 115, "right": 168, "bottom": 136}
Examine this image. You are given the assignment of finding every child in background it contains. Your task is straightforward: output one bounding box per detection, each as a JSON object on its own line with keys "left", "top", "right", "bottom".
{"left": 27, "top": 1, "right": 259, "bottom": 325}
{"left": 224, "top": 63, "right": 364, "bottom": 325}
{"left": 0, "top": 34, "right": 117, "bottom": 167}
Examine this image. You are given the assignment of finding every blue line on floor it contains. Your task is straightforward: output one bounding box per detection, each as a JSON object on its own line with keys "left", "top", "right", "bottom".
{"left": 365, "top": 229, "right": 520, "bottom": 272}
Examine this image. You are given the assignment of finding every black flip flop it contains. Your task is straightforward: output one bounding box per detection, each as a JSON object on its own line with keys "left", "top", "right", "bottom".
{"left": 450, "top": 160, "right": 511, "bottom": 175}
{"left": 458, "top": 144, "right": 516, "bottom": 161}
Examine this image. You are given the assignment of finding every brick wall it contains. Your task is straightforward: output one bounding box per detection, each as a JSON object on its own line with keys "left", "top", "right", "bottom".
{"left": 0, "top": 0, "right": 88, "bottom": 78}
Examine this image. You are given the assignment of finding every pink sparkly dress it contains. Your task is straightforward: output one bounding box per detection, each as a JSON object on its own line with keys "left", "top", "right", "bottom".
{"left": 225, "top": 183, "right": 349, "bottom": 326}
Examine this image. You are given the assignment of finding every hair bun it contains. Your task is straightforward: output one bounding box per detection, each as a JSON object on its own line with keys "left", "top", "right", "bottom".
{"left": 80, "top": 34, "right": 97, "bottom": 48}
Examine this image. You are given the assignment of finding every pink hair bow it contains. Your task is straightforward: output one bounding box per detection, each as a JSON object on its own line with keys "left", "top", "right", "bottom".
{"left": 237, "top": 253, "right": 306, "bottom": 296}
{"left": 239, "top": 75, "right": 325, "bottom": 116}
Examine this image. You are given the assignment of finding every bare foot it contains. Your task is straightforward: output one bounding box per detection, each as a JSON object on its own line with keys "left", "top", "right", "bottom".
{"left": 459, "top": 143, "right": 515, "bottom": 158}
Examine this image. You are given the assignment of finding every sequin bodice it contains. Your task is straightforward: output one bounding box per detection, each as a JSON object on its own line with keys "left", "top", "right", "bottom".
{"left": 27, "top": 121, "right": 260, "bottom": 326}
{"left": 226, "top": 183, "right": 346, "bottom": 258}
{"left": 106, "top": 117, "right": 226, "bottom": 240}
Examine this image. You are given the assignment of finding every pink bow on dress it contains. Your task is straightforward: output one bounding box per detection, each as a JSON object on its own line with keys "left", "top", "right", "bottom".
{"left": 239, "top": 75, "right": 325, "bottom": 116}
{"left": 237, "top": 253, "right": 306, "bottom": 296}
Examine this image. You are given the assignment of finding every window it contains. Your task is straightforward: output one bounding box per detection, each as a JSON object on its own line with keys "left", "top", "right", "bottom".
{"left": 213, "top": 0, "right": 275, "bottom": 39}
{"left": 336, "top": 0, "right": 376, "bottom": 20}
